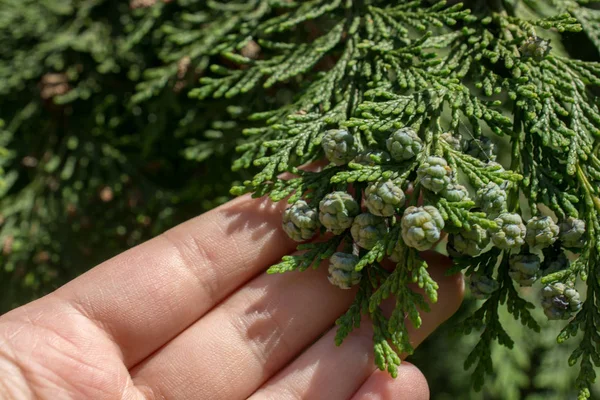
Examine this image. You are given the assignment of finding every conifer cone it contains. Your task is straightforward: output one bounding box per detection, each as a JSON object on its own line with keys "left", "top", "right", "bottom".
{"left": 491, "top": 213, "right": 526, "bottom": 250}
{"left": 364, "top": 180, "right": 406, "bottom": 217}
{"left": 319, "top": 191, "right": 359, "bottom": 235}
{"left": 282, "top": 200, "right": 320, "bottom": 242}
{"left": 350, "top": 213, "right": 388, "bottom": 250}
{"left": 468, "top": 274, "right": 500, "bottom": 300}
{"left": 321, "top": 129, "right": 357, "bottom": 166}
{"left": 401, "top": 206, "right": 445, "bottom": 251}
{"left": 417, "top": 156, "right": 453, "bottom": 194}
{"left": 386, "top": 127, "right": 423, "bottom": 162}
{"left": 509, "top": 254, "right": 541, "bottom": 287}
{"left": 328, "top": 252, "right": 361, "bottom": 289}
{"left": 541, "top": 283, "right": 582, "bottom": 320}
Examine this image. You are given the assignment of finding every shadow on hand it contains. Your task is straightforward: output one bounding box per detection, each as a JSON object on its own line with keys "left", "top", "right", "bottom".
{"left": 221, "top": 195, "right": 290, "bottom": 239}
{"left": 238, "top": 249, "right": 462, "bottom": 398}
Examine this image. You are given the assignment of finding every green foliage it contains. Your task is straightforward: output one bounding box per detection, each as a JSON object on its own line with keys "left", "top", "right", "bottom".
{"left": 4, "top": 0, "right": 600, "bottom": 397}
{"left": 413, "top": 293, "right": 600, "bottom": 399}
{"left": 0, "top": 0, "right": 251, "bottom": 310}
{"left": 185, "top": 0, "right": 600, "bottom": 397}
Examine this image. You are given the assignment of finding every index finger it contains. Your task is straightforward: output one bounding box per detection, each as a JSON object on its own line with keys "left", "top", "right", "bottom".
{"left": 47, "top": 194, "right": 297, "bottom": 367}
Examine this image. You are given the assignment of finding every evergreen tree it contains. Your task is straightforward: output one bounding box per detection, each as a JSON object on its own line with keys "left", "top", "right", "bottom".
{"left": 3, "top": 0, "right": 600, "bottom": 397}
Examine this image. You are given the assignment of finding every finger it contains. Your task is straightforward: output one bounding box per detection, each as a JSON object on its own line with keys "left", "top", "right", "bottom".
{"left": 130, "top": 261, "right": 357, "bottom": 400}
{"left": 351, "top": 364, "right": 429, "bottom": 400}
{"left": 49, "top": 194, "right": 298, "bottom": 367}
{"left": 249, "top": 257, "right": 463, "bottom": 400}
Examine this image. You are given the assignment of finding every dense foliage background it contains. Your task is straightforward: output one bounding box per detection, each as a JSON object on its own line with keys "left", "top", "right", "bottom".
{"left": 1, "top": 0, "right": 600, "bottom": 397}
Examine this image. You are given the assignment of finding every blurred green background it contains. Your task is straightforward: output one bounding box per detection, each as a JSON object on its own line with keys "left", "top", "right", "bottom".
{"left": 0, "top": 1, "right": 598, "bottom": 398}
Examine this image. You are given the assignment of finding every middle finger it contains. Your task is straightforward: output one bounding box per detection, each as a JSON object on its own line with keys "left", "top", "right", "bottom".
{"left": 130, "top": 259, "right": 356, "bottom": 399}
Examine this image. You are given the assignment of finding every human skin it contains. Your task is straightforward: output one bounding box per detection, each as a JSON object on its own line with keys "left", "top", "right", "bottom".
{"left": 0, "top": 195, "right": 464, "bottom": 400}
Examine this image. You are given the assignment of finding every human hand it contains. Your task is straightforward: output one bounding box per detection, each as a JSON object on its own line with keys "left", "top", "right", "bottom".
{"left": 0, "top": 195, "right": 463, "bottom": 400}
